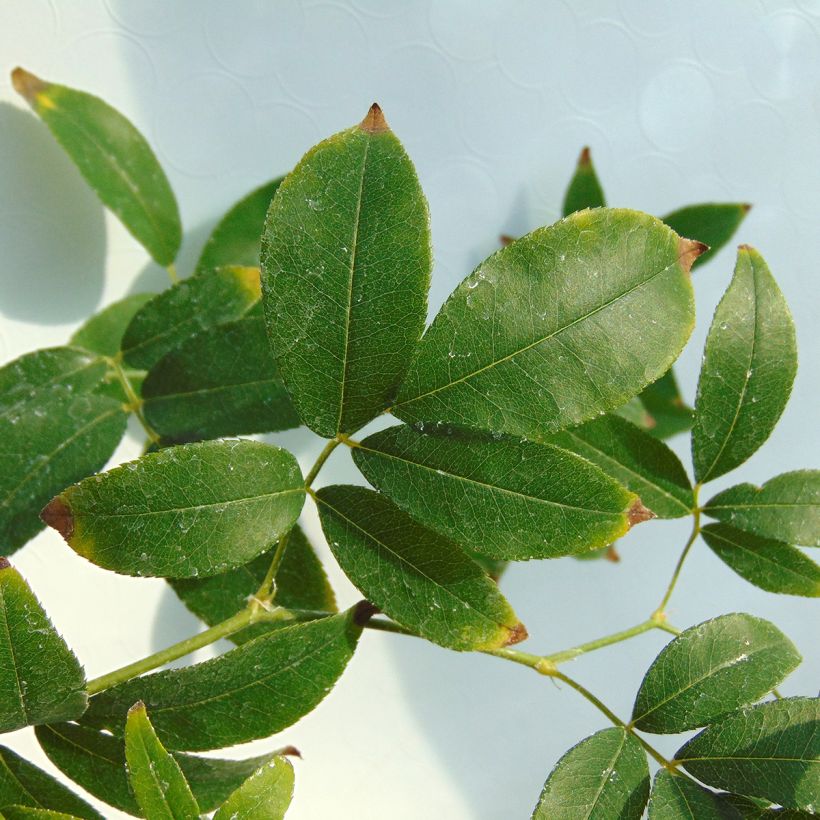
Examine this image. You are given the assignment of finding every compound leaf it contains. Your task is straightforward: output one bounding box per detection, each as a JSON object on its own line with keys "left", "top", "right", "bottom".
{"left": 693, "top": 246, "right": 796, "bottom": 483}
{"left": 393, "top": 208, "right": 698, "bottom": 440}
{"left": 12, "top": 68, "right": 180, "bottom": 265}
{"left": 41, "top": 440, "right": 304, "bottom": 579}
{"left": 315, "top": 485, "right": 525, "bottom": 650}
{"left": 632, "top": 613, "right": 801, "bottom": 734}
{"left": 647, "top": 769, "right": 736, "bottom": 819}
{"left": 663, "top": 203, "right": 750, "bottom": 271}
{"left": 262, "top": 104, "right": 431, "bottom": 437}
{"left": 213, "top": 756, "right": 293, "bottom": 820}
{"left": 70, "top": 294, "right": 154, "bottom": 358}
{"left": 562, "top": 146, "right": 606, "bottom": 216}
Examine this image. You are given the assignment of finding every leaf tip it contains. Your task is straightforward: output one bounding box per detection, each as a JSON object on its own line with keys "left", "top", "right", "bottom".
{"left": 359, "top": 102, "right": 389, "bottom": 134}
{"left": 127, "top": 700, "right": 147, "bottom": 717}
{"left": 11, "top": 67, "right": 47, "bottom": 103}
{"left": 678, "top": 237, "right": 709, "bottom": 273}
{"left": 499, "top": 234, "right": 515, "bottom": 247}
{"left": 353, "top": 599, "right": 380, "bottom": 626}
{"left": 277, "top": 745, "right": 302, "bottom": 759}
{"left": 0, "top": 556, "right": 10, "bottom": 571}
{"left": 604, "top": 544, "right": 621, "bottom": 563}
{"left": 40, "top": 496, "right": 74, "bottom": 541}
{"left": 505, "top": 621, "right": 529, "bottom": 646}
{"left": 627, "top": 499, "right": 655, "bottom": 527}
{"left": 578, "top": 146, "right": 592, "bottom": 167}
{"left": 741, "top": 202, "right": 753, "bottom": 214}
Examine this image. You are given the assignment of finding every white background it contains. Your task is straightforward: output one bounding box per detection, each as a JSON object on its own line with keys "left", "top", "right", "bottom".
{"left": 1, "top": 1, "right": 819, "bottom": 818}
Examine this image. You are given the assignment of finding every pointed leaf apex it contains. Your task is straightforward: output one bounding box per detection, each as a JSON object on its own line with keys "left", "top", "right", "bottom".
{"left": 128, "top": 700, "right": 147, "bottom": 716}
{"left": 359, "top": 102, "right": 389, "bottom": 134}
{"left": 499, "top": 234, "right": 515, "bottom": 247}
{"left": 0, "top": 556, "right": 10, "bottom": 570}
{"left": 741, "top": 203, "right": 752, "bottom": 213}
{"left": 41, "top": 496, "right": 74, "bottom": 540}
{"left": 11, "top": 67, "right": 47, "bottom": 102}
{"left": 627, "top": 499, "right": 655, "bottom": 527}
{"left": 277, "top": 745, "right": 302, "bottom": 758}
{"left": 578, "top": 146, "right": 592, "bottom": 167}
{"left": 505, "top": 621, "right": 529, "bottom": 646}
{"left": 678, "top": 237, "right": 709, "bottom": 274}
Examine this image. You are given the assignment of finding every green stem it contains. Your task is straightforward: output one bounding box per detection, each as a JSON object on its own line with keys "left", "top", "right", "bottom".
{"left": 107, "top": 357, "right": 161, "bottom": 445}
{"left": 166, "top": 262, "right": 179, "bottom": 284}
{"left": 543, "top": 619, "right": 659, "bottom": 664}
{"left": 654, "top": 486, "right": 701, "bottom": 616}
{"left": 304, "top": 438, "right": 342, "bottom": 487}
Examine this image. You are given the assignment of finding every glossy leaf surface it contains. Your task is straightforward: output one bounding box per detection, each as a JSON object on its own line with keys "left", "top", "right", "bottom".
{"left": 632, "top": 613, "right": 801, "bottom": 734}
{"left": 663, "top": 203, "right": 750, "bottom": 271}
{"left": 121, "top": 266, "right": 261, "bottom": 370}
{"left": 532, "top": 727, "right": 649, "bottom": 820}
{"left": 353, "top": 424, "right": 645, "bottom": 560}
{"left": 702, "top": 524, "right": 820, "bottom": 597}
{"left": 70, "top": 294, "right": 154, "bottom": 358}
{"left": 703, "top": 471, "right": 819, "bottom": 547}
{"left": 82, "top": 610, "right": 363, "bottom": 751}
{"left": 648, "top": 770, "right": 736, "bottom": 819}
{"left": 197, "top": 178, "right": 283, "bottom": 273}
{"left": 0, "top": 348, "right": 126, "bottom": 553}
{"left": 550, "top": 414, "right": 693, "bottom": 519}
{"left": 0, "top": 561, "right": 86, "bottom": 733}
{"left": 394, "top": 208, "right": 698, "bottom": 440}
{"left": 675, "top": 697, "right": 820, "bottom": 811}
{"left": 316, "top": 485, "right": 524, "bottom": 650}
{"left": 0, "top": 746, "right": 101, "bottom": 820}
{"left": 638, "top": 369, "right": 694, "bottom": 440}
{"left": 170, "top": 524, "right": 336, "bottom": 644}
{"left": 693, "top": 247, "right": 796, "bottom": 483}
{"left": 125, "top": 703, "right": 199, "bottom": 820}
{"left": 562, "top": 147, "right": 606, "bottom": 216}
{"left": 143, "top": 315, "right": 299, "bottom": 443}
{"left": 212, "top": 756, "right": 293, "bottom": 820}
{"left": 262, "top": 104, "right": 431, "bottom": 437}
{"left": 12, "top": 68, "right": 180, "bottom": 265}
{"left": 42, "top": 440, "right": 304, "bottom": 578}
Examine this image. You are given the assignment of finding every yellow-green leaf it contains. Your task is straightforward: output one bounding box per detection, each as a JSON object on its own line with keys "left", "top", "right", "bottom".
{"left": 213, "top": 756, "right": 293, "bottom": 820}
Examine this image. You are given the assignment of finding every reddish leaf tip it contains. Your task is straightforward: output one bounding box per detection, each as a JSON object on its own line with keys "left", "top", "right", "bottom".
{"left": 605, "top": 545, "right": 621, "bottom": 563}
{"left": 578, "top": 146, "right": 592, "bottom": 167}
{"left": 359, "top": 102, "right": 389, "bottom": 134}
{"left": 499, "top": 234, "right": 515, "bottom": 247}
{"left": 741, "top": 203, "right": 753, "bottom": 213}
{"left": 353, "top": 599, "right": 380, "bottom": 626}
{"left": 127, "top": 700, "right": 147, "bottom": 716}
{"left": 11, "top": 67, "right": 46, "bottom": 102}
{"left": 678, "top": 237, "right": 709, "bottom": 274}
{"left": 505, "top": 621, "right": 529, "bottom": 646}
{"left": 41, "top": 497, "right": 74, "bottom": 541}
{"left": 628, "top": 499, "right": 655, "bottom": 527}
{"left": 277, "top": 745, "right": 302, "bottom": 759}
{"left": 0, "top": 556, "right": 11, "bottom": 571}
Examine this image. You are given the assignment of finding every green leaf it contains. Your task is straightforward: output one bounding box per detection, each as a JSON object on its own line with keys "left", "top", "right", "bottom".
{"left": 0, "top": 560, "right": 87, "bottom": 732}
{"left": 0, "top": 348, "right": 127, "bottom": 554}
{"left": 170, "top": 524, "right": 336, "bottom": 645}
{"left": 663, "top": 203, "right": 750, "bottom": 271}
{"left": 393, "top": 208, "right": 699, "bottom": 441}
{"left": 142, "top": 315, "right": 299, "bottom": 443}
{"left": 261, "top": 104, "right": 431, "bottom": 438}
{"left": 647, "top": 769, "right": 738, "bottom": 819}
{"left": 315, "top": 485, "right": 525, "bottom": 650}
{"left": 124, "top": 702, "right": 199, "bottom": 820}
{"left": 70, "top": 294, "right": 154, "bottom": 358}
{"left": 562, "top": 146, "right": 606, "bottom": 216}
{"left": 638, "top": 369, "right": 694, "bottom": 440}
{"left": 0, "top": 808, "right": 84, "bottom": 819}
{"left": 12, "top": 68, "right": 181, "bottom": 266}
{"left": 675, "top": 697, "right": 820, "bottom": 811}
{"left": 613, "top": 396, "right": 657, "bottom": 430}
{"left": 0, "top": 745, "right": 101, "bottom": 819}
{"left": 81, "top": 609, "right": 364, "bottom": 751}
{"left": 197, "top": 178, "right": 283, "bottom": 274}
{"left": 703, "top": 471, "right": 820, "bottom": 548}
{"left": 532, "top": 727, "right": 649, "bottom": 820}
{"left": 701, "top": 524, "right": 820, "bottom": 598}
{"left": 121, "top": 266, "right": 261, "bottom": 370}
{"left": 41, "top": 440, "right": 304, "bottom": 579}
{"left": 693, "top": 247, "right": 797, "bottom": 483}
{"left": 213, "top": 756, "right": 293, "bottom": 820}
{"left": 549, "top": 414, "right": 694, "bottom": 519}
{"left": 631, "top": 613, "right": 801, "bottom": 734}
{"left": 36, "top": 723, "right": 280, "bottom": 816}
{"left": 352, "top": 424, "right": 647, "bottom": 561}
{"left": 717, "top": 793, "right": 815, "bottom": 818}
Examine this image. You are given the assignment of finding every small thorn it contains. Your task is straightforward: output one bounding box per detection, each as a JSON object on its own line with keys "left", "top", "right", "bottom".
{"left": 41, "top": 497, "right": 74, "bottom": 540}
{"left": 499, "top": 234, "right": 515, "bottom": 247}
{"left": 505, "top": 622, "right": 529, "bottom": 646}
{"left": 11, "top": 67, "right": 46, "bottom": 103}
{"left": 359, "top": 102, "right": 388, "bottom": 134}
{"left": 628, "top": 499, "right": 655, "bottom": 527}
{"left": 678, "top": 237, "right": 709, "bottom": 274}
{"left": 578, "top": 146, "right": 592, "bottom": 167}
{"left": 0, "top": 556, "right": 10, "bottom": 570}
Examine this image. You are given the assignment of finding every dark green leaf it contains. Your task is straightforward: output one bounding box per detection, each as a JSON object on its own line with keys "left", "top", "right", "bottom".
{"left": 170, "top": 524, "right": 336, "bottom": 645}
{"left": 142, "top": 315, "right": 299, "bottom": 443}
{"left": 549, "top": 414, "right": 694, "bottom": 519}
{"left": 632, "top": 613, "right": 801, "bottom": 734}
{"left": 124, "top": 702, "right": 199, "bottom": 819}
{"left": 212, "top": 756, "right": 293, "bottom": 820}
{"left": 0, "top": 348, "right": 127, "bottom": 554}
{"left": 352, "top": 424, "right": 646, "bottom": 560}
{"left": 316, "top": 485, "right": 525, "bottom": 650}
{"left": 261, "top": 104, "right": 431, "bottom": 437}
{"left": 0, "top": 560, "right": 87, "bottom": 732}
{"left": 41, "top": 440, "right": 304, "bottom": 579}
{"left": 0, "top": 808, "right": 84, "bottom": 819}
{"left": 613, "top": 396, "right": 657, "bottom": 430}
{"left": 70, "top": 294, "right": 154, "bottom": 358}
{"left": 121, "top": 266, "right": 261, "bottom": 370}
{"left": 702, "top": 524, "right": 820, "bottom": 597}
{"left": 648, "top": 769, "right": 738, "bottom": 819}
{"left": 675, "top": 697, "right": 820, "bottom": 811}
{"left": 81, "top": 609, "right": 364, "bottom": 751}
{"left": 717, "top": 792, "right": 814, "bottom": 818}
{"left": 393, "top": 208, "right": 698, "bottom": 441}
{"left": 12, "top": 68, "right": 180, "bottom": 266}
{"left": 663, "top": 203, "right": 750, "bottom": 271}
{"left": 532, "top": 727, "right": 649, "bottom": 819}
{"left": 703, "top": 472, "right": 819, "bottom": 548}
{"left": 638, "top": 369, "right": 694, "bottom": 440}
{"left": 562, "top": 146, "right": 606, "bottom": 216}
{"left": 693, "top": 246, "right": 796, "bottom": 483}
{"left": 197, "top": 178, "right": 283, "bottom": 274}
{"left": 0, "top": 745, "right": 101, "bottom": 819}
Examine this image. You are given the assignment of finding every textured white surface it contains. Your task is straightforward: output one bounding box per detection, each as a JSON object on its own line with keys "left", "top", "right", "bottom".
{"left": 1, "top": 2, "right": 819, "bottom": 818}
